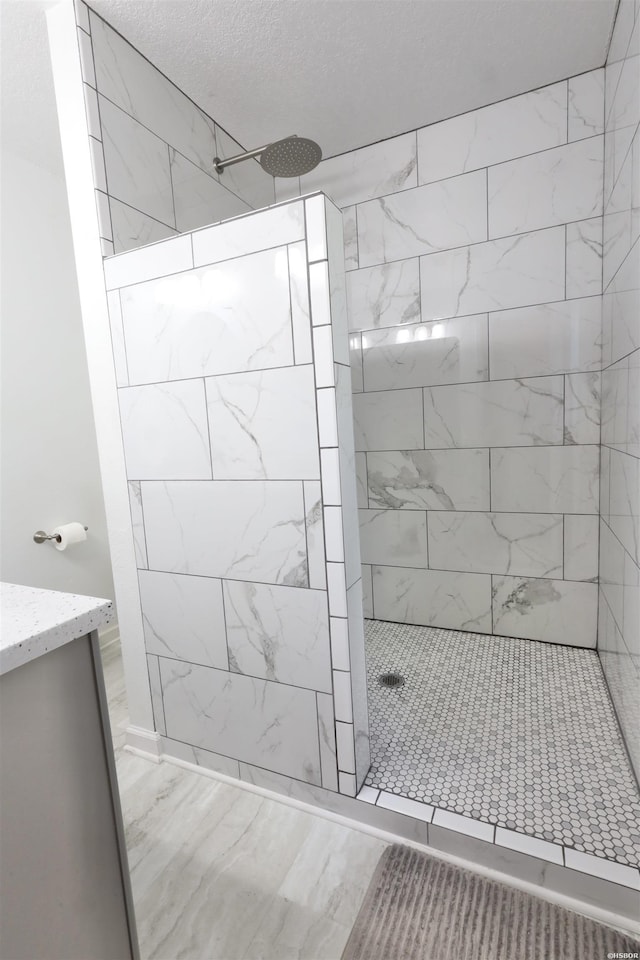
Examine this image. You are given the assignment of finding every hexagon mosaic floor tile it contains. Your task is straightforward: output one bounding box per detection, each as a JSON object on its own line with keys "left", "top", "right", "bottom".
{"left": 364, "top": 619, "right": 640, "bottom": 869}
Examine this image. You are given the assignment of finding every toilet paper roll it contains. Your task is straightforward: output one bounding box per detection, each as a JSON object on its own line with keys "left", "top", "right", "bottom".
{"left": 52, "top": 522, "right": 88, "bottom": 551}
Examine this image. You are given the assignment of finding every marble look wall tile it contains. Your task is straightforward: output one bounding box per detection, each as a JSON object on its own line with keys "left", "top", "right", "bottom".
{"left": 147, "top": 654, "right": 166, "bottom": 735}
{"left": 359, "top": 509, "right": 427, "bottom": 568}
{"left": 170, "top": 149, "right": 251, "bottom": 233}
{"left": 332, "top": 669, "right": 352, "bottom": 721}
{"left": 321, "top": 448, "right": 343, "bottom": 506}
{"left": 330, "top": 617, "right": 350, "bottom": 671}
{"left": 336, "top": 364, "right": 362, "bottom": 590}
{"left": 304, "top": 480, "right": 327, "bottom": 590}
{"left": 288, "top": 242, "right": 312, "bottom": 364}
{"left": 346, "top": 579, "right": 370, "bottom": 788}
{"left": 336, "top": 721, "right": 356, "bottom": 774}
{"left": 355, "top": 452, "right": 368, "bottom": 508}
{"left": 488, "top": 137, "right": 603, "bottom": 238}
{"left": 600, "top": 520, "right": 626, "bottom": 630}
{"left": 350, "top": 334, "right": 364, "bottom": 393}
{"left": 103, "top": 233, "right": 192, "bottom": 290}
{"left": 95, "top": 190, "right": 112, "bottom": 240}
{"left": 564, "top": 372, "right": 601, "bottom": 444}
{"left": 565, "top": 218, "right": 603, "bottom": 298}
{"left": 316, "top": 388, "right": 338, "bottom": 447}
{"left": 603, "top": 148, "right": 635, "bottom": 290}
{"left": 492, "top": 576, "right": 598, "bottom": 647}
{"left": 89, "top": 136, "right": 107, "bottom": 192}
{"left": 423, "top": 377, "right": 564, "bottom": 448}
{"left": 623, "top": 550, "right": 639, "bottom": 660}
{"left": 305, "top": 194, "right": 328, "bottom": 262}
{"left": 309, "top": 262, "right": 331, "bottom": 326}
{"left": 343, "top": 206, "right": 359, "bottom": 271}
{"left": 428, "top": 512, "right": 563, "bottom": 578}
{"left": 357, "top": 171, "right": 487, "bottom": 267}
{"left": 417, "top": 82, "right": 567, "bottom": 184}
{"left": 83, "top": 83, "right": 101, "bottom": 139}
{"left": 128, "top": 480, "right": 148, "bottom": 568}
{"left": 118, "top": 379, "right": 212, "bottom": 480}
{"left": 316, "top": 692, "right": 338, "bottom": 791}
{"left": 564, "top": 515, "right": 599, "bottom": 581}
{"left": 609, "top": 448, "right": 640, "bottom": 563}
{"left": 110, "top": 198, "right": 177, "bottom": 254}
{"left": 139, "top": 570, "right": 227, "bottom": 668}
{"left": 160, "top": 737, "right": 241, "bottom": 779}
{"left": 301, "top": 132, "right": 417, "bottom": 208}
{"left": 607, "top": 0, "right": 636, "bottom": 67}
{"left": 90, "top": 11, "right": 218, "bottom": 176}
{"left": 367, "top": 449, "right": 490, "bottom": 511}
{"left": 327, "top": 563, "right": 348, "bottom": 618}
{"left": 491, "top": 446, "right": 599, "bottom": 514}
{"left": 121, "top": 249, "right": 293, "bottom": 384}
{"left": 205, "top": 366, "right": 319, "bottom": 480}
{"left": 142, "top": 480, "right": 308, "bottom": 585}
{"left": 159, "top": 658, "right": 321, "bottom": 783}
{"left": 568, "top": 70, "right": 605, "bottom": 141}
{"left": 312, "top": 326, "right": 335, "bottom": 387}
{"left": 75, "top": 0, "right": 90, "bottom": 33}
{"left": 106, "top": 289, "right": 129, "bottom": 386}
{"left": 362, "top": 315, "right": 488, "bottom": 391}
{"left": 420, "top": 227, "right": 565, "bottom": 321}
{"left": 488, "top": 297, "right": 602, "bottom": 379}
{"left": 192, "top": 201, "right": 305, "bottom": 266}
{"left": 601, "top": 241, "right": 639, "bottom": 366}
{"left": 214, "top": 126, "right": 275, "bottom": 210}
{"left": 362, "top": 565, "right": 373, "bottom": 617}
{"left": 352, "top": 389, "right": 424, "bottom": 451}
{"left": 601, "top": 357, "right": 629, "bottom": 452}
{"left": 99, "top": 96, "right": 175, "bottom": 226}
{"left": 77, "top": 25, "right": 95, "bottom": 86}
{"left": 223, "top": 581, "right": 331, "bottom": 692}
{"left": 346, "top": 260, "right": 420, "bottom": 331}
{"left": 101, "top": 239, "right": 115, "bottom": 257}
{"left": 324, "top": 507, "right": 345, "bottom": 562}
{"left": 372, "top": 565, "right": 492, "bottom": 632}
{"left": 326, "top": 199, "right": 349, "bottom": 362}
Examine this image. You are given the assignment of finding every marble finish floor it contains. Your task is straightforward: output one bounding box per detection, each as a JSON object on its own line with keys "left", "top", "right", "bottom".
{"left": 101, "top": 643, "right": 386, "bottom": 960}
{"left": 364, "top": 620, "right": 640, "bottom": 869}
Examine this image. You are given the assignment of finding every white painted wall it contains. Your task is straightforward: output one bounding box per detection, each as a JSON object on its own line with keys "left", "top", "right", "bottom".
{"left": 0, "top": 147, "right": 114, "bottom": 603}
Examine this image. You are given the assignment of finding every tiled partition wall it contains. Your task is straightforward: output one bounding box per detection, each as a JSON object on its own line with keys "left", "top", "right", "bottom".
{"left": 599, "top": 0, "right": 639, "bottom": 778}
{"left": 279, "top": 70, "right": 606, "bottom": 647}
{"left": 103, "top": 195, "right": 369, "bottom": 797}
{"left": 73, "top": 1, "right": 274, "bottom": 255}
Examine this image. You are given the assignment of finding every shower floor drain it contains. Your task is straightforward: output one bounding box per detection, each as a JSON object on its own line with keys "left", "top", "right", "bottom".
{"left": 378, "top": 672, "right": 405, "bottom": 688}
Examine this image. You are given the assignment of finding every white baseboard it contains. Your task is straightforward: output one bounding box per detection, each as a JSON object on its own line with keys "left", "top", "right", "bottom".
{"left": 124, "top": 724, "right": 161, "bottom": 761}
{"left": 159, "top": 750, "right": 640, "bottom": 939}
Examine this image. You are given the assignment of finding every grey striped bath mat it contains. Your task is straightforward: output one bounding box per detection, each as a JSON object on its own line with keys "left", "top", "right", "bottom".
{"left": 342, "top": 844, "right": 639, "bottom": 960}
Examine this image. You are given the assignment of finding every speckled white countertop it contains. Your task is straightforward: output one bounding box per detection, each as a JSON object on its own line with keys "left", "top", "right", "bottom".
{"left": 0, "top": 582, "right": 114, "bottom": 676}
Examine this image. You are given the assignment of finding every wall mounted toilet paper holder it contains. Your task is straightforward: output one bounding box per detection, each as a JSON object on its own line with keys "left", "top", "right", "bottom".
{"left": 33, "top": 526, "right": 88, "bottom": 544}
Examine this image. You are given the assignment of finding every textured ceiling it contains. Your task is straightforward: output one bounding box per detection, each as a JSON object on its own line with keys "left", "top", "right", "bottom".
{"left": 1, "top": 0, "right": 617, "bottom": 176}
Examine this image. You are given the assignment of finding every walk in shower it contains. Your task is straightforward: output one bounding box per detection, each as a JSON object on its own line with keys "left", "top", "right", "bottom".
{"left": 49, "top": 0, "right": 640, "bottom": 920}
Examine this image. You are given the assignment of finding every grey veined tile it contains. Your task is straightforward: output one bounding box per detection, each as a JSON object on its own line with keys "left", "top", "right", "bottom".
{"left": 367, "top": 449, "right": 490, "bottom": 511}
{"left": 492, "top": 577, "right": 598, "bottom": 647}
{"left": 346, "top": 260, "right": 420, "bottom": 331}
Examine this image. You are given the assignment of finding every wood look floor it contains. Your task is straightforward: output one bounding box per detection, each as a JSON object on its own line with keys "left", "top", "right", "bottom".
{"left": 102, "top": 643, "right": 386, "bottom": 960}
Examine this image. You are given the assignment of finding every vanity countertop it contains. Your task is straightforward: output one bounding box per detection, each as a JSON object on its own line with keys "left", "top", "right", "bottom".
{"left": 0, "top": 582, "right": 113, "bottom": 676}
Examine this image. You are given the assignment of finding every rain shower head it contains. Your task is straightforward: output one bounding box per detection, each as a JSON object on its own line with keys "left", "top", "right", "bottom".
{"left": 213, "top": 135, "right": 322, "bottom": 178}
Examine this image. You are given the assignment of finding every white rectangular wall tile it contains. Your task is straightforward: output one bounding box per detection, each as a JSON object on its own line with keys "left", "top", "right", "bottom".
{"left": 346, "top": 259, "right": 420, "bottom": 331}
{"left": 303, "top": 480, "right": 327, "bottom": 590}
{"left": 420, "top": 227, "right": 566, "bottom": 321}
{"left": 170, "top": 149, "right": 251, "bottom": 233}
{"left": 353, "top": 389, "right": 424, "bottom": 451}
{"left": 313, "top": 326, "right": 335, "bottom": 387}
{"left": 147, "top": 654, "right": 166, "bottom": 735}
{"left": 75, "top": 0, "right": 90, "bottom": 33}
{"left": 324, "top": 506, "right": 345, "bottom": 562}
{"left": 335, "top": 364, "right": 362, "bottom": 589}
{"left": 355, "top": 453, "right": 368, "bottom": 508}
{"left": 367, "top": 449, "right": 490, "bottom": 511}
{"left": 332, "top": 670, "right": 353, "bottom": 722}
{"left": 120, "top": 248, "right": 293, "bottom": 382}
{"left": 564, "top": 515, "right": 599, "bottom": 581}
{"left": 160, "top": 658, "right": 322, "bottom": 783}
{"left": 564, "top": 849, "right": 640, "bottom": 889}
{"left": 377, "top": 792, "right": 434, "bottom": 823}
{"left": 488, "top": 297, "right": 602, "bottom": 379}
{"left": 118, "top": 380, "right": 212, "bottom": 480}
{"left": 100, "top": 96, "right": 175, "bottom": 226}
{"left": 309, "top": 261, "right": 331, "bottom": 326}
{"left": 362, "top": 315, "right": 488, "bottom": 391}
{"left": 492, "top": 576, "right": 598, "bottom": 647}
{"left": 564, "top": 372, "right": 601, "bottom": 445}
{"left": 362, "top": 565, "right": 373, "bottom": 617}
{"left": 89, "top": 136, "right": 107, "bottom": 192}
{"left": 359, "top": 508, "right": 428, "bottom": 568}
{"left": 343, "top": 206, "right": 359, "bottom": 270}
{"left": 83, "top": 83, "right": 101, "bottom": 139}
{"left": 316, "top": 692, "right": 338, "bottom": 791}
{"left": 139, "top": 570, "right": 227, "bottom": 668}
{"left": 330, "top": 617, "right": 350, "bottom": 671}
{"left": 357, "top": 170, "right": 487, "bottom": 267}
{"left": 301, "top": 132, "right": 417, "bottom": 208}
{"left": 568, "top": 70, "right": 605, "bottom": 141}
{"left": 128, "top": 480, "right": 147, "bottom": 568}
{"left": 193, "top": 202, "right": 305, "bottom": 266}
{"left": 326, "top": 563, "right": 347, "bottom": 618}
{"left": 316, "top": 388, "right": 339, "bottom": 447}
{"left": 488, "top": 136, "right": 603, "bottom": 237}
{"left": 95, "top": 190, "right": 112, "bottom": 240}
{"left": 106, "top": 289, "right": 129, "bottom": 386}
{"left": 142, "top": 480, "right": 308, "bottom": 585}
{"left": 104, "top": 233, "right": 192, "bottom": 289}
{"left": 432, "top": 808, "right": 494, "bottom": 841}
{"left": 336, "top": 721, "right": 356, "bottom": 773}
{"left": 417, "top": 83, "right": 567, "bottom": 183}
{"left": 491, "top": 446, "right": 600, "bottom": 514}
{"left": 321, "top": 448, "right": 342, "bottom": 505}
{"left": 350, "top": 334, "right": 364, "bottom": 393}
{"left": 565, "top": 218, "right": 603, "bottom": 299}
{"left": 495, "top": 827, "right": 564, "bottom": 864}
{"left": 423, "top": 377, "right": 564, "bottom": 449}
{"left": 305, "top": 194, "right": 328, "bottom": 262}
{"left": 110, "top": 198, "right": 177, "bottom": 254}
{"left": 224, "top": 581, "right": 331, "bottom": 692}
{"left": 372, "top": 565, "right": 492, "bottom": 633}
{"left": 206, "top": 366, "right": 320, "bottom": 480}
{"left": 428, "top": 512, "right": 564, "bottom": 579}
{"left": 288, "top": 241, "right": 312, "bottom": 364}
